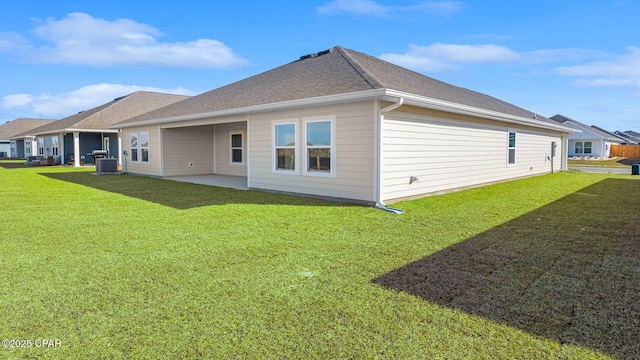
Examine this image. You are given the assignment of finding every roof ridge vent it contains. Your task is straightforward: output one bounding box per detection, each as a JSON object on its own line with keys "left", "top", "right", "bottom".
{"left": 299, "top": 48, "right": 333, "bottom": 61}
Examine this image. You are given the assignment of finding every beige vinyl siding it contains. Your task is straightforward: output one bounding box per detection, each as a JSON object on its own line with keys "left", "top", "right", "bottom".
{"left": 123, "top": 126, "right": 161, "bottom": 176}
{"left": 162, "top": 125, "right": 214, "bottom": 176}
{"left": 382, "top": 107, "right": 563, "bottom": 202}
{"left": 248, "top": 101, "right": 376, "bottom": 202}
{"left": 214, "top": 122, "right": 247, "bottom": 176}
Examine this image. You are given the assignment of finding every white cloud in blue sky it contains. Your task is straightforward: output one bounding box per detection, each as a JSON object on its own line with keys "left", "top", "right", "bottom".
{"left": 1, "top": 83, "right": 196, "bottom": 117}
{"left": 555, "top": 46, "right": 640, "bottom": 91}
{"left": 0, "top": 1, "right": 638, "bottom": 131}
{"left": 317, "top": 0, "right": 463, "bottom": 17}
{"left": 0, "top": 12, "right": 248, "bottom": 69}
{"left": 380, "top": 43, "right": 519, "bottom": 72}
{"left": 381, "top": 43, "right": 640, "bottom": 93}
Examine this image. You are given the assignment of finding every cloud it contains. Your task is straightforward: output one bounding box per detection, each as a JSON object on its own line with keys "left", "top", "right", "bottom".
{"left": 318, "top": 0, "right": 390, "bottom": 16}
{"left": 382, "top": 43, "right": 640, "bottom": 98}
{"left": 1, "top": 83, "right": 198, "bottom": 118}
{"left": 555, "top": 46, "right": 640, "bottom": 91}
{"left": 317, "top": 0, "right": 463, "bottom": 17}
{"left": 379, "top": 43, "right": 614, "bottom": 72}
{"left": 0, "top": 12, "right": 248, "bottom": 69}
{"left": 380, "top": 43, "right": 519, "bottom": 72}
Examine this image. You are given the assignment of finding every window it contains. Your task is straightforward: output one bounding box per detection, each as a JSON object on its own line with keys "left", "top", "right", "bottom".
{"left": 51, "top": 136, "right": 59, "bottom": 156}
{"left": 25, "top": 141, "right": 31, "bottom": 156}
{"left": 130, "top": 134, "right": 139, "bottom": 162}
{"left": 304, "top": 118, "right": 335, "bottom": 176}
{"left": 508, "top": 131, "right": 516, "bottom": 165}
{"left": 130, "top": 132, "right": 149, "bottom": 163}
{"left": 140, "top": 132, "right": 149, "bottom": 163}
{"left": 574, "top": 141, "right": 592, "bottom": 154}
{"left": 230, "top": 132, "right": 244, "bottom": 164}
{"left": 584, "top": 142, "right": 592, "bottom": 154}
{"left": 274, "top": 122, "right": 297, "bottom": 172}
{"left": 38, "top": 137, "right": 44, "bottom": 155}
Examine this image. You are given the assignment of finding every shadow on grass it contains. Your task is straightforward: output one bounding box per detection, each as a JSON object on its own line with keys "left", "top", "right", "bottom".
{"left": 0, "top": 161, "right": 28, "bottom": 169}
{"left": 617, "top": 158, "right": 640, "bottom": 166}
{"left": 374, "top": 178, "right": 640, "bottom": 359}
{"left": 40, "top": 172, "right": 349, "bottom": 210}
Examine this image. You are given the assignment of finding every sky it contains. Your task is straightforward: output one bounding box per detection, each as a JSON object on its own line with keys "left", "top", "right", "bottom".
{"left": 0, "top": 0, "right": 638, "bottom": 132}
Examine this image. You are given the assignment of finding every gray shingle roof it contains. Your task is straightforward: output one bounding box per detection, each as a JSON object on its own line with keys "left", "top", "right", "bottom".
{"left": 117, "top": 46, "right": 558, "bottom": 127}
{"left": 616, "top": 131, "right": 640, "bottom": 143}
{"left": 0, "top": 118, "right": 57, "bottom": 140}
{"left": 591, "top": 125, "right": 627, "bottom": 142}
{"left": 23, "top": 91, "right": 189, "bottom": 136}
{"left": 551, "top": 114, "right": 623, "bottom": 142}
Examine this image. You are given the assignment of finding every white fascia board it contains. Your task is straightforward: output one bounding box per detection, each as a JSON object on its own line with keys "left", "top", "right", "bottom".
{"left": 112, "top": 89, "right": 386, "bottom": 129}
{"left": 31, "top": 128, "right": 119, "bottom": 136}
{"left": 6, "top": 135, "right": 36, "bottom": 140}
{"left": 65, "top": 128, "right": 118, "bottom": 134}
{"left": 383, "top": 89, "right": 577, "bottom": 134}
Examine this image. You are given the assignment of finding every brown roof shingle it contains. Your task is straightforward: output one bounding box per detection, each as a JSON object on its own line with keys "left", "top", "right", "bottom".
{"left": 0, "top": 118, "right": 57, "bottom": 140}
{"left": 24, "top": 91, "right": 189, "bottom": 136}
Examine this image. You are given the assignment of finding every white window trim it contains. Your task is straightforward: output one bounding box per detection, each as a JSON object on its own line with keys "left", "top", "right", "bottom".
{"left": 272, "top": 119, "right": 299, "bottom": 175}
{"left": 507, "top": 130, "right": 516, "bottom": 167}
{"left": 38, "top": 137, "right": 44, "bottom": 155}
{"left": 51, "top": 136, "right": 59, "bottom": 156}
{"left": 575, "top": 141, "right": 592, "bottom": 154}
{"left": 303, "top": 116, "right": 336, "bottom": 178}
{"left": 229, "top": 131, "right": 245, "bottom": 165}
{"left": 140, "top": 132, "right": 149, "bottom": 163}
{"left": 130, "top": 133, "right": 139, "bottom": 163}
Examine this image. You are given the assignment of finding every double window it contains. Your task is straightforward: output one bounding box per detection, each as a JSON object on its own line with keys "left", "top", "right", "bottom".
{"left": 507, "top": 131, "right": 516, "bottom": 166}
{"left": 574, "top": 141, "right": 592, "bottom": 154}
{"left": 273, "top": 117, "right": 335, "bottom": 176}
{"left": 130, "top": 132, "right": 149, "bottom": 163}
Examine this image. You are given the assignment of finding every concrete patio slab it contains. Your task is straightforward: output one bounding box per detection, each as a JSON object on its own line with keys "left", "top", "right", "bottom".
{"left": 164, "top": 174, "right": 248, "bottom": 190}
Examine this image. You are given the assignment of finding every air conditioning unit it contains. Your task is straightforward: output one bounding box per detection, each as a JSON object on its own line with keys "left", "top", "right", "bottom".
{"left": 95, "top": 158, "right": 119, "bottom": 174}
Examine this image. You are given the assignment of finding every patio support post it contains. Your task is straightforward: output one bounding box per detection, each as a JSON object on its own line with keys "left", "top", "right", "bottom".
{"left": 117, "top": 131, "right": 122, "bottom": 166}
{"left": 73, "top": 131, "right": 80, "bottom": 167}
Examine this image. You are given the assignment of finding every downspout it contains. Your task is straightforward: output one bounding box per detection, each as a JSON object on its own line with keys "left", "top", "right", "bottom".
{"left": 375, "top": 97, "right": 405, "bottom": 214}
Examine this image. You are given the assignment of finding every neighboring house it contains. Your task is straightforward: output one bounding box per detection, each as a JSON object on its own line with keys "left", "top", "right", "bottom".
{"left": 613, "top": 131, "right": 640, "bottom": 144}
{"left": 550, "top": 114, "right": 623, "bottom": 157}
{"left": 113, "top": 46, "right": 574, "bottom": 206}
{"left": 624, "top": 130, "right": 640, "bottom": 142}
{"left": 13, "top": 91, "right": 189, "bottom": 167}
{"left": 591, "top": 125, "right": 632, "bottom": 144}
{"left": 0, "top": 118, "right": 57, "bottom": 158}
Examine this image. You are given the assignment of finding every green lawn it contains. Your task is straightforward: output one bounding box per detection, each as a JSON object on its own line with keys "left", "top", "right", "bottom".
{"left": 1, "top": 163, "right": 639, "bottom": 359}
{"left": 568, "top": 157, "right": 640, "bottom": 168}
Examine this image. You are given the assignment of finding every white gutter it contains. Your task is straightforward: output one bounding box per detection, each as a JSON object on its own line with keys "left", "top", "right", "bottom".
{"left": 21, "top": 128, "right": 119, "bottom": 137}
{"left": 114, "top": 87, "right": 575, "bottom": 135}
{"left": 383, "top": 90, "right": 576, "bottom": 134}
{"left": 112, "top": 89, "right": 386, "bottom": 129}
{"left": 375, "top": 97, "right": 405, "bottom": 214}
